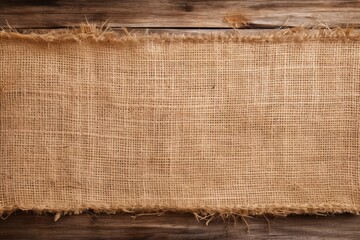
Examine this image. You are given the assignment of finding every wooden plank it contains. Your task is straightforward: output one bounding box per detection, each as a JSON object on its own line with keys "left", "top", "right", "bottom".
{"left": 16, "top": 28, "right": 270, "bottom": 35}
{"left": 1, "top": 0, "right": 360, "bottom": 29}
{"left": 1, "top": 212, "right": 360, "bottom": 239}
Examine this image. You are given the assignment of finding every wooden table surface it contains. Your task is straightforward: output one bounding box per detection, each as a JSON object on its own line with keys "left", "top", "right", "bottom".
{"left": 1, "top": 0, "right": 360, "bottom": 239}
{"left": 1, "top": 212, "right": 360, "bottom": 239}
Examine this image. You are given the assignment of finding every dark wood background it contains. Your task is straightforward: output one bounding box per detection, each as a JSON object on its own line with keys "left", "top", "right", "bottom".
{"left": 2, "top": 212, "right": 360, "bottom": 239}
{"left": 1, "top": 0, "right": 360, "bottom": 239}
{"left": 2, "top": 0, "right": 360, "bottom": 29}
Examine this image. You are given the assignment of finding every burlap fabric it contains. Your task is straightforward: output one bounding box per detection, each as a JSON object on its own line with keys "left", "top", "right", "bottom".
{"left": 0, "top": 27, "right": 359, "bottom": 218}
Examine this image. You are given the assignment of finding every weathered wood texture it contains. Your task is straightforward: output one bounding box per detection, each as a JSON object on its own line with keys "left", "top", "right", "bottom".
{"left": 1, "top": 213, "right": 360, "bottom": 240}
{"left": 1, "top": 0, "right": 360, "bottom": 29}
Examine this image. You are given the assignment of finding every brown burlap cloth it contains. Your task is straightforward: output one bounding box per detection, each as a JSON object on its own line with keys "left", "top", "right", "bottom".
{"left": 0, "top": 26, "right": 359, "bottom": 219}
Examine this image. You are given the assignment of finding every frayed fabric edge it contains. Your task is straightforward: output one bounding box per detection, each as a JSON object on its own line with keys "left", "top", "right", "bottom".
{"left": 1, "top": 204, "right": 359, "bottom": 223}
{"left": 1, "top": 24, "right": 360, "bottom": 44}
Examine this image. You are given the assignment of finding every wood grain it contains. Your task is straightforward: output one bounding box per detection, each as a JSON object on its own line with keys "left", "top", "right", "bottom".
{"left": 1, "top": 0, "right": 360, "bottom": 29}
{"left": 1, "top": 212, "right": 360, "bottom": 239}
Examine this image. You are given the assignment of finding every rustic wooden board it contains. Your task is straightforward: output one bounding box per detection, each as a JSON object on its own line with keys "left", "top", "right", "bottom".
{"left": 1, "top": 0, "right": 360, "bottom": 29}
{"left": 1, "top": 212, "right": 360, "bottom": 239}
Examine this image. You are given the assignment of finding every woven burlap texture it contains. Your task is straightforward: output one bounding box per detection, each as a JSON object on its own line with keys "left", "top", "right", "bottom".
{"left": 0, "top": 27, "right": 359, "bottom": 218}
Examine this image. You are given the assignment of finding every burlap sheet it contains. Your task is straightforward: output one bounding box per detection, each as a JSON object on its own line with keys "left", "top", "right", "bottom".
{"left": 0, "top": 27, "right": 359, "bottom": 217}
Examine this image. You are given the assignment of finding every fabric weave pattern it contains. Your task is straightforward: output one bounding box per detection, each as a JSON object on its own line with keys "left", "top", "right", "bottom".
{"left": 0, "top": 31, "right": 359, "bottom": 215}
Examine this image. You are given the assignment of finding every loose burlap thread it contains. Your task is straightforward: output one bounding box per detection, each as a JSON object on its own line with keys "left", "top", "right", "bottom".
{"left": 0, "top": 26, "right": 359, "bottom": 220}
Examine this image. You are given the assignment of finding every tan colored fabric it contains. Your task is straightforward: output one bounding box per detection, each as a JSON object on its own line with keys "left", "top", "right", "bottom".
{"left": 0, "top": 29, "right": 359, "bottom": 216}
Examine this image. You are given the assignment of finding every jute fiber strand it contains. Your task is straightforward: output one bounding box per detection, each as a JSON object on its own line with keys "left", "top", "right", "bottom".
{"left": 0, "top": 26, "right": 359, "bottom": 219}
